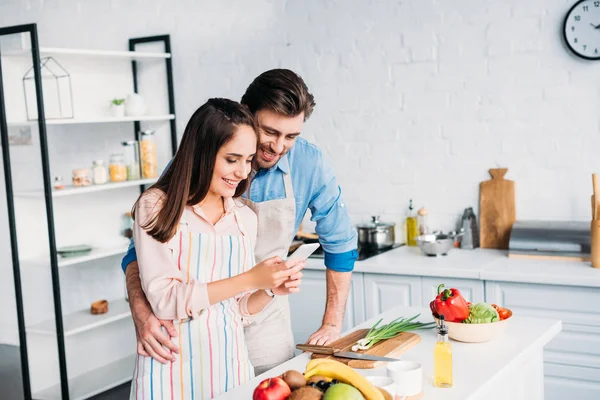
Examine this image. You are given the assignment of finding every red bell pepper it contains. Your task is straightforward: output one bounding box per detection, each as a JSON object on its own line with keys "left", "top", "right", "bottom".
{"left": 430, "top": 284, "right": 470, "bottom": 322}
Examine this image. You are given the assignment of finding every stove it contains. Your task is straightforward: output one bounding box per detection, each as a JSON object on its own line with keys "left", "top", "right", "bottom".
{"left": 305, "top": 242, "right": 404, "bottom": 261}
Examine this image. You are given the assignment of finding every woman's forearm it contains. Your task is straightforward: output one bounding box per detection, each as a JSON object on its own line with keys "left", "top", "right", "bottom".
{"left": 206, "top": 272, "right": 254, "bottom": 305}
{"left": 245, "top": 290, "right": 273, "bottom": 315}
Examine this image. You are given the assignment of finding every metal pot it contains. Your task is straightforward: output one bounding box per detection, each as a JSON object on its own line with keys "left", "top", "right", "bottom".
{"left": 357, "top": 216, "right": 396, "bottom": 250}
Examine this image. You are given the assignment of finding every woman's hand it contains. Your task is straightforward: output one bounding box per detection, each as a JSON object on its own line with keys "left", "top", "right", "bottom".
{"left": 248, "top": 256, "right": 305, "bottom": 290}
{"left": 272, "top": 267, "right": 303, "bottom": 295}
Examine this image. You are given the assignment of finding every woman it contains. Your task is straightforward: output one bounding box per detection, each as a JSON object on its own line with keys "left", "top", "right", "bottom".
{"left": 129, "top": 98, "right": 304, "bottom": 399}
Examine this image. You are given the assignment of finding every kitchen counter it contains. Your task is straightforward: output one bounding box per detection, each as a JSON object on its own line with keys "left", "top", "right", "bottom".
{"left": 304, "top": 246, "right": 600, "bottom": 287}
{"left": 216, "top": 305, "right": 562, "bottom": 400}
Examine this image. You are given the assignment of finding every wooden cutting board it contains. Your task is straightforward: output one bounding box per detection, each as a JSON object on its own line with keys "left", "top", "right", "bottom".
{"left": 479, "top": 168, "right": 516, "bottom": 249}
{"left": 303, "top": 329, "right": 421, "bottom": 369}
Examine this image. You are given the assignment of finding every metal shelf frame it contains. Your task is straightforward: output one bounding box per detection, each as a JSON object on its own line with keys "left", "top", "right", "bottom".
{"left": 0, "top": 24, "right": 177, "bottom": 400}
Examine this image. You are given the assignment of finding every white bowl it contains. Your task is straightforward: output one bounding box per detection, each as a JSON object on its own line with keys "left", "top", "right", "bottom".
{"left": 434, "top": 316, "right": 510, "bottom": 343}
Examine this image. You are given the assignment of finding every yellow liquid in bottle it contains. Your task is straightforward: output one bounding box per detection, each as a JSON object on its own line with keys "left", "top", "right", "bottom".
{"left": 406, "top": 216, "right": 418, "bottom": 246}
{"left": 434, "top": 341, "right": 453, "bottom": 388}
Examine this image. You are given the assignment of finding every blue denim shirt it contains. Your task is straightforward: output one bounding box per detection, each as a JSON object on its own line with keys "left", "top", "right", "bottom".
{"left": 121, "top": 137, "right": 358, "bottom": 272}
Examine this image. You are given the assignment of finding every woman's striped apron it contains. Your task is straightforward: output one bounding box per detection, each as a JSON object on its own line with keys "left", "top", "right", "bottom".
{"left": 130, "top": 208, "right": 255, "bottom": 399}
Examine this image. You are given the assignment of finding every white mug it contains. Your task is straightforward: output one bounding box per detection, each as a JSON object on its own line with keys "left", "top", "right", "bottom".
{"left": 386, "top": 360, "right": 423, "bottom": 397}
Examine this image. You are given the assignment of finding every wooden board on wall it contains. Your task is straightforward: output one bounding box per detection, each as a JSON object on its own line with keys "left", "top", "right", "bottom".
{"left": 479, "top": 168, "right": 516, "bottom": 249}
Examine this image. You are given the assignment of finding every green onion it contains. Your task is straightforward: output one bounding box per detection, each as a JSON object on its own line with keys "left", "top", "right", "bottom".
{"left": 351, "top": 314, "right": 436, "bottom": 351}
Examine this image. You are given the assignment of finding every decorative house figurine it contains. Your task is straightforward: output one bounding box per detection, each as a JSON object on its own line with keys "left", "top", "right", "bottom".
{"left": 23, "top": 56, "right": 74, "bottom": 120}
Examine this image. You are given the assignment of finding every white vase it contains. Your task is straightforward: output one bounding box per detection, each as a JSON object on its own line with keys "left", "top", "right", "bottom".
{"left": 111, "top": 104, "right": 125, "bottom": 118}
{"left": 125, "top": 93, "right": 146, "bottom": 116}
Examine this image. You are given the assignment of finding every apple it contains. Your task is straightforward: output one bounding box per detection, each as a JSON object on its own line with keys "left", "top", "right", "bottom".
{"left": 253, "top": 377, "right": 292, "bottom": 400}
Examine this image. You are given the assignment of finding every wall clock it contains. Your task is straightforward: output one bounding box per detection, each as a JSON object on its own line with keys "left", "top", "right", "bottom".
{"left": 564, "top": 0, "right": 600, "bottom": 60}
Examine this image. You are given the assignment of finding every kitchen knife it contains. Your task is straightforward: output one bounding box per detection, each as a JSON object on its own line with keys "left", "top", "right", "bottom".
{"left": 296, "top": 344, "right": 402, "bottom": 362}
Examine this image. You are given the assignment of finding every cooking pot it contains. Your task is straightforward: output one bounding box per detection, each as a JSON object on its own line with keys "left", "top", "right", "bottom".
{"left": 357, "top": 216, "right": 396, "bottom": 250}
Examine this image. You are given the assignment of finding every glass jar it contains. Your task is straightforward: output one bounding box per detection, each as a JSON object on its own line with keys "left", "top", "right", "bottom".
{"left": 418, "top": 207, "right": 429, "bottom": 236}
{"left": 109, "top": 154, "right": 127, "bottom": 182}
{"left": 139, "top": 130, "right": 157, "bottom": 179}
{"left": 92, "top": 160, "right": 108, "bottom": 184}
{"left": 72, "top": 169, "right": 91, "bottom": 187}
{"left": 53, "top": 176, "right": 65, "bottom": 190}
{"left": 121, "top": 141, "right": 141, "bottom": 180}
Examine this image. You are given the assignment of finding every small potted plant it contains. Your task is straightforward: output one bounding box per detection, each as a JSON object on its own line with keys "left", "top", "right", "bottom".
{"left": 111, "top": 98, "right": 125, "bottom": 117}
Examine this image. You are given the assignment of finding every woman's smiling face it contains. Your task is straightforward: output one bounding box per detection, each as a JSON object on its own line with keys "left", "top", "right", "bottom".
{"left": 208, "top": 124, "right": 257, "bottom": 198}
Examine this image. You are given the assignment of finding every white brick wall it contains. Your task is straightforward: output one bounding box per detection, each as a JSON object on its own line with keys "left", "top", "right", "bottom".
{"left": 1, "top": 0, "right": 599, "bottom": 343}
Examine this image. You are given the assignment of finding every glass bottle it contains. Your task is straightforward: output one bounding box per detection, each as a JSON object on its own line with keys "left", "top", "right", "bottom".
{"left": 405, "top": 199, "right": 418, "bottom": 246}
{"left": 109, "top": 153, "right": 127, "bottom": 182}
{"left": 139, "top": 130, "right": 158, "bottom": 178}
{"left": 92, "top": 160, "right": 108, "bottom": 184}
{"left": 434, "top": 315, "right": 453, "bottom": 388}
{"left": 121, "top": 141, "right": 141, "bottom": 180}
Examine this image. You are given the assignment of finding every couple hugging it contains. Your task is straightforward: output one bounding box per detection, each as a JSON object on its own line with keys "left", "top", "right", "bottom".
{"left": 123, "top": 69, "right": 357, "bottom": 399}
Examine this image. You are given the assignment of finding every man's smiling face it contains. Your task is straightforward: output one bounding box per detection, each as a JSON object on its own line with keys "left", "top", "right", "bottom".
{"left": 254, "top": 109, "right": 304, "bottom": 170}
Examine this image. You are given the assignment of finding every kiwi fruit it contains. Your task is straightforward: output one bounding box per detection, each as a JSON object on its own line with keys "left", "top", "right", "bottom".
{"left": 281, "top": 370, "right": 306, "bottom": 390}
{"left": 289, "top": 386, "right": 323, "bottom": 400}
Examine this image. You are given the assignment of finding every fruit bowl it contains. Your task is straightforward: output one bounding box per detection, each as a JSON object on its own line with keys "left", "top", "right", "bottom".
{"left": 433, "top": 314, "right": 511, "bottom": 343}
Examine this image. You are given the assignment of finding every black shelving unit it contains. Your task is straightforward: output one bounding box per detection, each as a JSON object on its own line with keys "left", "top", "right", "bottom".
{"left": 0, "top": 23, "right": 177, "bottom": 400}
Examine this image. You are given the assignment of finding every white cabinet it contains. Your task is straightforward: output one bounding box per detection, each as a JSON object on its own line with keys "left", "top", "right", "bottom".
{"left": 421, "top": 277, "right": 485, "bottom": 308}
{"left": 363, "top": 273, "right": 421, "bottom": 319}
{"left": 485, "top": 281, "right": 600, "bottom": 400}
{"left": 288, "top": 270, "right": 365, "bottom": 346}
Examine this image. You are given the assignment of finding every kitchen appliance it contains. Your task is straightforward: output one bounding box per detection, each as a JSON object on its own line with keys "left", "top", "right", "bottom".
{"left": 479, "top": 168, "right": 516, "bottom": 249}
{"left": 297, "top": 328, "right": 421, "bottom": 369}
{"left": 416, "top": 232, "right": 462, "bottom": 257}
{"left": 295, "top": 345, "right": 402, "bottom": 362}
{"left": 508, "top": 220, "right": 591, "bottom": 261}
{"left": 357, "top": 215, "right": 396, "bottom": 250}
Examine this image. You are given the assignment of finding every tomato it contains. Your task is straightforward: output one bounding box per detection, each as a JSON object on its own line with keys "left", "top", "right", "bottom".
{"left": 499, "top": 308, "right": 511, "bottom": 320}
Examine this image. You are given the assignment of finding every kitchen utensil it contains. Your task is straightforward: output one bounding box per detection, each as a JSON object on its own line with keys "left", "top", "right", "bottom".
{"left": 57, "top": 244, "right": 92, "bottom": 258}
{"left": 386, "top": 361, "right": 423, "bottom": 399}
{"left": 416, "top": 231, "right": 462, "bottom": 257}
{"left": 433, "top": 316, "right": 509, "bottom": 343}
{"left": 592, "top": 220, "right": 600, "bottom": 268}
{"left": 508, "top": 220, "right": 591, "bottom": 261}
{"left": 593, "top": 173, "right": 600, "bottom": 220}
{"left": 298, "top": 328, "right": 421, "bottom": 369}
{"left": 460, "top": 207, "right": 479, "bottom": 249}
{"left": 295, "top": 344, "right": 402, "bottom": 362}
{"left": 479, "top": 168, "right": 516, "bottom": 249}
{"left": 357, "top": 216, "right": 396, "bottom": 250}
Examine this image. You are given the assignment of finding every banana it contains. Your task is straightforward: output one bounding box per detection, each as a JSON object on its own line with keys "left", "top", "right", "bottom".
{"left": 304, "top": 360, "right": 384, "bottom": 400}
{"left": 304, "top": 357, "right": 338, "bottom": 372}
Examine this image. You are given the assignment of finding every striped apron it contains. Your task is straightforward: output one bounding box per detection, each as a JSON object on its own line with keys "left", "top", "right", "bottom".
{"left": 130, "top": 208, "right": 255, "bottom": 400}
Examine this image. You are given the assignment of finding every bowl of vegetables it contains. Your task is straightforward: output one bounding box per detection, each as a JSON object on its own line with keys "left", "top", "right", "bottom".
{"left": 430, "top": 284, "right": 513, "bottom": 343}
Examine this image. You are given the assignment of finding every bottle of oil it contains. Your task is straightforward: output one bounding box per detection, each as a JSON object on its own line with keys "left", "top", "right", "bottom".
{"left": 405, "top": 199, "right": 418, "bottom": 246}
{"left": 434, "top": 315, "right": 453, "bottom": 388}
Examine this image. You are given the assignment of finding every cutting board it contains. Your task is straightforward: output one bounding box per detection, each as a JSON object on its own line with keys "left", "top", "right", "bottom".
{"left": 479, "top": 168, "right": 516, "bottom": 249}
{"left": 304, "top": 329, "right": 421, "bottom": 369}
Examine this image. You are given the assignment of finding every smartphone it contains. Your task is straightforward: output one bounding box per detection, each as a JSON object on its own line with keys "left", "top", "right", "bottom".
{"left": 287, "top": 243, "right": 321, "bottom": 263}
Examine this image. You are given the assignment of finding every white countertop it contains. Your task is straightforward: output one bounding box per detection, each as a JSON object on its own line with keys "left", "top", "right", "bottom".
{"left": 216, "top": 305, "right": 562, "bottom": 400}
{"left": 304, "top": 246, "right": 600, "bottom": 287}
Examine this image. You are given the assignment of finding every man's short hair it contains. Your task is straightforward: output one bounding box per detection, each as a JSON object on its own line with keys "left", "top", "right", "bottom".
{"left": 241, "top": 69, "right": 315, "bottom": 121}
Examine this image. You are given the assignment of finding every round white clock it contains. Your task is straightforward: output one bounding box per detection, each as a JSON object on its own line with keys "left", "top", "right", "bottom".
{"left": 564, "top": 0, "right": 600, "bottom": 60}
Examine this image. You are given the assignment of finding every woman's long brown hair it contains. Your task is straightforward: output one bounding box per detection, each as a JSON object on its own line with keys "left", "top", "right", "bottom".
{"left": 132, "top": 98, "right": 257, "bottom": 243}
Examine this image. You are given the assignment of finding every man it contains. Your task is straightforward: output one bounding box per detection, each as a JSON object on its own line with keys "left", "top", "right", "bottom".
{"left": 122, "top": 69, "right": 358, "bottom": 375}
